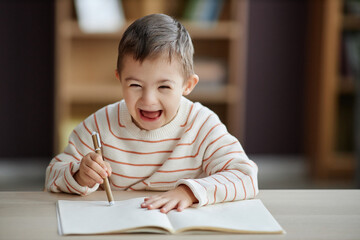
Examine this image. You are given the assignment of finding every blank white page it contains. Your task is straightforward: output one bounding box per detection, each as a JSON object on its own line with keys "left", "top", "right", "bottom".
{"left": 57, "top": 198, "right": 172, "bottom": 235}
{"left": 167, "top": 199, "right": 285, "bottom": 234}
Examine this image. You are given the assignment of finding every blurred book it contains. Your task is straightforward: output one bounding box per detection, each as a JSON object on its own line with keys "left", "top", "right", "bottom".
{"left": 341, "top": 33, "right": 360, "bottom": 89}
{"left": 339, "top": 31, "right": 360, "bottom": 94}
{"left": 74, "top": 0, "right": 125, "bottom": 33}
{"left": 183, "top": 0, "right": 224, "bottom": 25}
{"left": 345, "top": 0, "right": 360, "bottom": 15}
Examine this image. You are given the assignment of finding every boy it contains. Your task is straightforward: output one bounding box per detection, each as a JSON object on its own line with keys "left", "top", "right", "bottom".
{"left": 46, "top": 14, "right": 258, "bottom": 213}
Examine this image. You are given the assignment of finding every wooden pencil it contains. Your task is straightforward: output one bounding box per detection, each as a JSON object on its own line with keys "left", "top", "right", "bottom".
{"left": 92, "top": 132, "right": 115, "bottom": 206}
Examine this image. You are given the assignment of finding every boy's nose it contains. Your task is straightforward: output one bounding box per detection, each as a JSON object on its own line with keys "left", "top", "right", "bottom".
{"left": 141, "top": 90, "right": 158, "bottom": 106}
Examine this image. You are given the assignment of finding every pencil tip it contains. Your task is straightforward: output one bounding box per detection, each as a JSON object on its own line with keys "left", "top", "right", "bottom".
{"left": 109, "top": 201, "right": 115, "bottom": 206}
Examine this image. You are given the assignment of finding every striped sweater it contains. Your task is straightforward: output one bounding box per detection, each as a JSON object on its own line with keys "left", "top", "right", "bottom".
{"left": 46, "top": 97, "right": 259, "bottom": 207}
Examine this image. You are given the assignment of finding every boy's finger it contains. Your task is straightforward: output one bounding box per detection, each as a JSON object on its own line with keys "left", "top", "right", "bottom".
{"left": 104, "top": 162, "right": 112, "bottom": 176}
{"left": 177, "top": 200, "right": 191, "bottom": 212}
{"left": 90, "top": 153, "right": 107, "bottom": 169}
{"left": 160, "top": 200, "right": 178, "bottom": 213}
{"left": 82, "top": 174, "right": 98, "bottom": 188}
{"left": 142, "top": 195, "right": 161, "bottom": 206}
{"left": 86, "top": 157, "right": 108, "bottom": 179}
{"left": 83, "top": 164, "right": 104, "bottom": 184}
{"left": 141, "top": 197, "right": 153, "bottom": 207}
{"left": 87, "top": 152, "right": 105, "bottom": 167}
{"left": 147, "top": 197, "right": 169, "bottom": 210}
{"left": 89, "top": 152, "right": 108, "bottom": 170}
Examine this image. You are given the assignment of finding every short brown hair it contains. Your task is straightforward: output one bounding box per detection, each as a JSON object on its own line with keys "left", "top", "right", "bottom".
{"left": 117, "top": 14, "right": 194, "bottom": 78}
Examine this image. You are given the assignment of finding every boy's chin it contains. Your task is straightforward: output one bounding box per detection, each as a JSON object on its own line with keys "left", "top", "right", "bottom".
{"left": 133, "top": 118, "right": 163, "bottom": 131}
{"left": 139, "top": 124, "right": 162, "bottom": 131}
{"left": 143, "top": 126, "right": 160, "bottom": 131}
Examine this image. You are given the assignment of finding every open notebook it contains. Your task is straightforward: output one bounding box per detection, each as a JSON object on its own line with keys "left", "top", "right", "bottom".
{"left": 56, "top": 197, "right": 285, "bottom": 235}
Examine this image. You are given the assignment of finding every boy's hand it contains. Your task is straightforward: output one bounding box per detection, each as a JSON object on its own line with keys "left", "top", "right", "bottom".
{"left": 74, "top": 152, "right": 112, "bottom": 188}
{"left": 141, "top": 185, "right": 198, "bottom": 213}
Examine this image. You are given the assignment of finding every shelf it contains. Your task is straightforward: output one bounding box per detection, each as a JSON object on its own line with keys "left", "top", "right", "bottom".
{"left": 338, "top": 76, "right": 356, "bottom": 94}
{"left": 63, "top": 84, "right": 122, "bottom": 103}
{"left": 306, "top": 0, "right": 356, "bottom": 179}
{"left": 182, "top": 20, "right": 241, "bottom": 40}
{"left": 188, "top": 84, "right": 234, "bottom": 103}
{"left": 328, "top": 153, "right": 356, "bottom": 178}
{"left": 343, "top": 14, "right": 360, "bottom": 30}
{"left": 60, "top": 20, "right": 241, "bottom": 40}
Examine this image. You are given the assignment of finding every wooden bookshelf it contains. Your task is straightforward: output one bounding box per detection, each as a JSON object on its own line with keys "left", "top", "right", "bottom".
{"left": 305, "top": 0, "right": 357, "bottom": 179}
{"left": 54, "top": 0, "right": 248, "bottom": 153}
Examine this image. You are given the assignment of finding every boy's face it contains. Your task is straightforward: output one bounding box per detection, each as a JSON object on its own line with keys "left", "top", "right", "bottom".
{"left": 117, "top": 54, "right": 198, "bottom": 131}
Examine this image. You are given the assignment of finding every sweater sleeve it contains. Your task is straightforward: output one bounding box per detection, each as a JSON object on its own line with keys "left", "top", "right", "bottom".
{"left": 176, "top": 116, "right": 259, "bottom": 207}
{"left": 45, "top": 116, "right": 100, "bottom": 195}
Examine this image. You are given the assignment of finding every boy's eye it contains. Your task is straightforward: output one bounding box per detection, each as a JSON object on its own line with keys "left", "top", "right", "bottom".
{"left": 130, "top": 84, "right": 141, "bottom": 88}
{"left": 159, "top": 85, "right": 171, "bottom": 89}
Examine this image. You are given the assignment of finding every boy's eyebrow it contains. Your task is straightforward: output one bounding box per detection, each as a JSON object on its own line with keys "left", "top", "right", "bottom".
{"left": 158, "top": 79, "right": 176, "bottom": 85}
{"left": 124, "top": 77, "right": 176, "bottom": 85}
{"left": 124, "top": 77, "right": 142, "bottom": 82}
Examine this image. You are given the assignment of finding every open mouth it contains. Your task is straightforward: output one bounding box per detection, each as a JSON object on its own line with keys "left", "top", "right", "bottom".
{"left": 139, "top": 109, "right": 162, "bottom": 121}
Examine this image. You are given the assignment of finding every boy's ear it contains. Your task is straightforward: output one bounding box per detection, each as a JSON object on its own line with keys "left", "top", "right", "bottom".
{"left": 183, "top": 74, "right": 199, "bottom": 95}
{"left": 115, "top": 69, "right": 120, "bottom": 81}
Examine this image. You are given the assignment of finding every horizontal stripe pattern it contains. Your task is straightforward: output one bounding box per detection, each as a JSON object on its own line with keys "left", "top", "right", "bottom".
{"left": 45, "top": 97, "right": 258, "bottom": 206}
